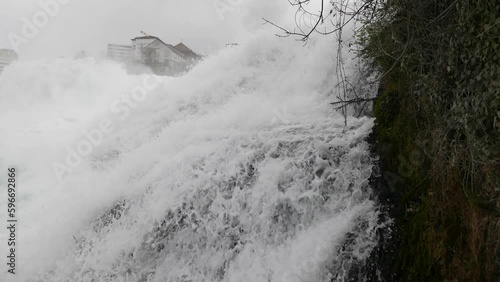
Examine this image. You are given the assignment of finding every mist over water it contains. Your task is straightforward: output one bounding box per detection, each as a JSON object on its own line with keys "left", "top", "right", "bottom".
{"left": 0, "top": 32, "right": 385, "bottom": 281}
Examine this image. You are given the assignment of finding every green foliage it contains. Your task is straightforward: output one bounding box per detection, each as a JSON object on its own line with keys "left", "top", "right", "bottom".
{"left": 358, "top": 0, "right": 499, "bottom": 280}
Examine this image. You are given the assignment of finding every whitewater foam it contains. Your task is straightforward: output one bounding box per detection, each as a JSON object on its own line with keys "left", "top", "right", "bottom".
{"left": 0, "top": 31, "right": 384, "bottom": 282}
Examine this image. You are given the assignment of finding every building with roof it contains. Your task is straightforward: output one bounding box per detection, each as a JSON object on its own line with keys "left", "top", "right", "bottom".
{"left": 131, "top": 35, "right": 159, "bottom": 62}
{"left": 0, "top": 49, "right": 18, "bottom": 73}
{"left": 129, "top": 35, "right": 200, "bottom": 75}
{"left": 141, "top": 39, "right": 188, "bottom": 75}
{"left": 108, "top": 34, "right": 200, "bottom": 75}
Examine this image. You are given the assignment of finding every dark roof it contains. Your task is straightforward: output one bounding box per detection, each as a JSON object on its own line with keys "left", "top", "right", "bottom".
{"left": 174, "top": 43, "right": 200, "bottom": 59}
{"left": 131, "top": 36, "right": 160, "bottom": 41}
{"left": 174, "top": 43, "right": 193, "bottom": 53}
{"left": 108, "top": 44, "right": 132, "bottom": 48}
{"left": 166, "top": 44, "right": 186, "bottom": 57}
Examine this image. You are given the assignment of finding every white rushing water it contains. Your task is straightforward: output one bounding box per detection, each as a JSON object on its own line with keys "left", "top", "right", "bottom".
{"left": 0, "top": 32, "right": 384, "bottom": 282}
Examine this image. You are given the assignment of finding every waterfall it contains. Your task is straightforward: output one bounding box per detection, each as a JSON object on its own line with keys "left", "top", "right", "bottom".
{"left": 0, "top": 32, "right": 386, "bottom": 282}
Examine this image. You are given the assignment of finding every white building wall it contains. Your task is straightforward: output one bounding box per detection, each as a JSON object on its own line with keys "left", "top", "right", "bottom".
{"left": 107, "top": 44, "right": 132, "bottom": 63}
{"left": 162, "top": 48, "right": 173, "bottom": 64}
{"left": 143, "top": 41, "right": 181, "bottom": 65}
{"left": 132, "top": 38, "right": 156, "bottom": 61}
{"left": 142, "top": 40, "right": 169, "bottom": 64}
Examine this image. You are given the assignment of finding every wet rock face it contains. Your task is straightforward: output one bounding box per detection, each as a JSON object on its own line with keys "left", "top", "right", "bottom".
{"left": 92, "top": 200, "right": 129, "bottom": 232}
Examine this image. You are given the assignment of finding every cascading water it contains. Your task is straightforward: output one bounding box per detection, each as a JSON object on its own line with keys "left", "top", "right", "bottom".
{"left": 0, "top": 32, "right": 386, "bottom": 282}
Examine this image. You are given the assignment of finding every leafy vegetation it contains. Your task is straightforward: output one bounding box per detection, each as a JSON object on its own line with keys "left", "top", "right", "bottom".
{"left": 358, "top": 0, "right": 499, "bottom": 280}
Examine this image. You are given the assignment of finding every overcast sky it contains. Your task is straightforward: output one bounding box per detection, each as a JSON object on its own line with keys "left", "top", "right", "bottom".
{"left": 0, "top": 0, "right": 295, "bottom": 60}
